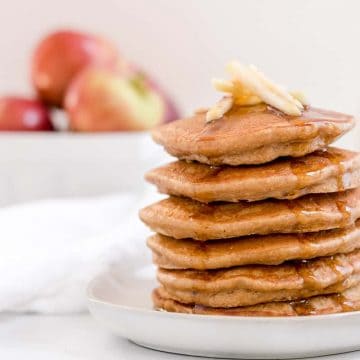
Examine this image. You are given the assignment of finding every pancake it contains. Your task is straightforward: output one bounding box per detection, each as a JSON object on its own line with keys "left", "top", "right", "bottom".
{"left": 158, "top": 272, "right": 360, "bottom": 307}
{"left": 152, "top": 104, "right": 355, "bottom": 165}
{"left": 153, "top": 284, "right": 360, "bottom": 316}
{"left": 140, "top": 189, "right": 360, "bottom": 240}
{"left": 157, "top": 249, "right": 360, "bottom": 292}
{"left": 147, "top": 221, "right": 360, "bottom": 269}
{"left": 157, "top": 250, "right": 360, "bottom": 307}
{"left": 146, "top": 147, "right": 360, "bottom": 202}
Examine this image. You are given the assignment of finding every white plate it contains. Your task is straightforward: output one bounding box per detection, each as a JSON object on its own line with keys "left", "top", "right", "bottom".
{"left": 87, "top": 268, "right": 360, "bottom": 359}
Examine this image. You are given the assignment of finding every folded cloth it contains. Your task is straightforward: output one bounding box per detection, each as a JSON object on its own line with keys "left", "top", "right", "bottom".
{"left": 0, "top": 191, "right": 157, "bottom": 313}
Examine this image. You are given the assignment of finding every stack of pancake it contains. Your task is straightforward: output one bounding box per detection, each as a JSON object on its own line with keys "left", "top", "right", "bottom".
{"left": 140, "top": 104, "right": 360, "bottom": 316}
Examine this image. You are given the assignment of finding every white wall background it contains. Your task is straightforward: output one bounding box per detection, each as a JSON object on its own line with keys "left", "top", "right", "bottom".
{"left": 0, "top": 0, "right": 359, "bottom": 149}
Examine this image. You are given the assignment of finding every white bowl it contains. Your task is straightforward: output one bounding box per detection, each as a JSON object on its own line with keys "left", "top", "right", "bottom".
{"left": 0, "top": 132, "right": 168, "bottom": 206}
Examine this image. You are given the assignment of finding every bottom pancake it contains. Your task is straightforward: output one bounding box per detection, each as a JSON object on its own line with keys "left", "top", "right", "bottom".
{"left": 153, "top": 284, "right": 360, "bottom": 317}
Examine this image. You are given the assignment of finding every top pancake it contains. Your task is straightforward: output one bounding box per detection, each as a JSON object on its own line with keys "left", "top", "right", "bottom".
{"left": 152, "top": 104, "right": 355, "bottom": 165}
{"left": 146, "top": 147, "right": 360, "bottom": 202}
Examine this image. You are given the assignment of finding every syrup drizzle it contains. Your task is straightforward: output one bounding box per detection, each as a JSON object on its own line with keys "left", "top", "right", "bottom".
{"left": 284, "top": 198, "right": 316, "bottom": 231}
{"left": 196, "top": 105, "right": 350, "bottom": 143}
{"left": 335, "top": 199, "right": 353, "bottom": 228}
{"left": 284, "top": 191, "right": 354, "bottom": 232}
{"left": 290, "top": 298, "right": 316, "bottom": 315}
{"left": 289, "top": 291, "right": 357, "bottom": 315}
{"left": 335, "top": 294, "right": 357, "bottom": 312}
{"left": 199, "top": 166, "right": 226, "bottom": 182}
{"left": 294, "top": 259, "right": 318, "bottom": 289}
{"left": 192, "top": 292, "right": 358, "bottom": 316}
{"left": 190, "top": 203, "right": 217, "bottom": 218}
{"left": 321, "top": 149, "right": 347, "bottom": 191}
{"left": 289, "top": 148, "right": 348, "bottom": 197}
{"left": 293, "top": 254, "right": 350, "bottom": 291}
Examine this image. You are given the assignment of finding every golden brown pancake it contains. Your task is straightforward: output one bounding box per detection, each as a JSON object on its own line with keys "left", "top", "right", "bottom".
{"left": 153, "top": 284, "right": 360, "bottom": 316}
{"left": 157, "top": 249, "right": 360, "bottom": 292}
{"left": 152, "top": 105, "right": 355, "bottom": 165}
{"left": 157, "top": 250, "right": 360, "bottom": 307}
{"left": 147, "top": 221, "right": 360, "bottom": 269}
{"left": 146, "top": 147, "right": 360, "bottom": 202}
{"left": 140, "top": 190, "right": 360, "bottom": 240}
{"left": 158, "top": 272, "right": 360, "bottom": 307}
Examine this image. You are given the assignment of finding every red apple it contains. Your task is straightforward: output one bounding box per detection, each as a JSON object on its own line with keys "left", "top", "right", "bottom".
{"left": 31, "top": 30, "right": 119, "bottom": 107}
{"left": 0, "top": 97, "right": 53, "bottom": 131}
{"left": 64, "top": 66, "right": 166, "bottom": 131}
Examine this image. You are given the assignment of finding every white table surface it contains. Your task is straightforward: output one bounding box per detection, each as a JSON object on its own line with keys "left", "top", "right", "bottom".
{"left": 0, "top": 313, "right": 359, "bottom": 360}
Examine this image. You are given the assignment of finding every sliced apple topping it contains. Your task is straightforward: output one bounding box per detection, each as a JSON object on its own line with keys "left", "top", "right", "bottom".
{"left": 212, "top": 78, "right": 262, "bottom": 106}
{"left": 206, "top": 61, "right": 307, "bottom": 123}
{"left": 290, "top": 90, "right": 309, "bottom": 106}
{"left": 205, "top": 96, "right": 233, "bottom": 123}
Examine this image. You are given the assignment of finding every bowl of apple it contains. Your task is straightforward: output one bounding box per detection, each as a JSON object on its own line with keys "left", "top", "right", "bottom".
{"left": 0, "top": 30, "right": 178, "bottom": 206}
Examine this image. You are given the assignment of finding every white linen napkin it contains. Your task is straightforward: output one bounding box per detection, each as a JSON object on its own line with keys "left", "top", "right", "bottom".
{"left": 0, "top": 190, "right": 157, "bottom": 313}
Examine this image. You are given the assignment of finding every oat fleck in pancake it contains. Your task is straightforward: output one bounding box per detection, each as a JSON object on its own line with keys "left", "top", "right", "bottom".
{"left": 140, "top": 189, "right": 360, "bottom": 240}
{"left": 146, "top": 147, "right": 360, "bottom": 202}
{"left": 152, "top": 104, "right": 355, "bottom": 165}
{"left": 153, "top": 284, "right": 360, "bottom": 317}
{"left": 147, "top": 221, "right": 360, "bottom": 269}
{"left": 156, "top": 250, "right": 360, "bottom": 307}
